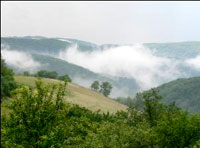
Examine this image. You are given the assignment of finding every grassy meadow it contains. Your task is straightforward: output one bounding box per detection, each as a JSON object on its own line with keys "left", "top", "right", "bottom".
{"left": 12, "top": 75, "right": 127, "bottom": 114}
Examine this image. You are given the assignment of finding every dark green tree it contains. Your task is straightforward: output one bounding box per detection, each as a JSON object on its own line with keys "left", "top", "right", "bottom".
{"left": 100, "top": 81, "right": 112, "bottom": 97}
{"left": 1, "top": 58, "right": 17, "bottom": 98}
{"left": 23, "top": 71, "right": 30, "bottom": 76}
{"left": 58, "top": 74, "right": 71, "bottom": 82}
{"left": 36, "top": 70, "right": 58, "bottom": 79}
{"left": 91, "top": 80, "right": 100, "bottom": 92}
{"left": 134, "top": 89, "right": 163, "bottom": 127}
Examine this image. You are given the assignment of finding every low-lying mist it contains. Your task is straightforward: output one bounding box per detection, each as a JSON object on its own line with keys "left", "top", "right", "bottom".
{"left": 1, "top": 48, "right": 41, "bottom": 73}
{"left": 185, "top": 55, "right": 200, "bottom": 71}
{"left": 1, "top": 41, "right": 199, "bottom": 98}
{"left": 58, "top": 44, "right": 184, "bottom": 90}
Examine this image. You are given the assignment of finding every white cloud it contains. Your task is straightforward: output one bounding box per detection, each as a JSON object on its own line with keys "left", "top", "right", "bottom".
{"left": 58, "top": 44, "right": 181, "bottom": 90}
{"left": 1, "top": 49, "right": 41, "bottom": 73}
{"left": 185, "top": 55, "right": 200, "bottom": 71}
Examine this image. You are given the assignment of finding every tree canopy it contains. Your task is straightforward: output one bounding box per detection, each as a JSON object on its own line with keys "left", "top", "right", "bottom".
{"left": 58, "top": 74, "right": 71, "bottom": 82}
{"left": 36, "top": 70, "right": 58, "bottom": 79}
{"left": 2, "top": 84, "right": 200, "bottom": 147}
{"left": 1, "top": 58, "right": 17, "bottom": 98}
{"left": 100, "top": 81, "right": 112, "bottom": 97}
{"left": 91, "top": 80, "right": 100, "bottom": 91}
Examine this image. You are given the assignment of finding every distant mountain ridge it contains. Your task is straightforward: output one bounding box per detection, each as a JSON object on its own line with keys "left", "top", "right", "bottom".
{"left": 1, "top": 36, "right": 200, "bottom": 97}
{"left": 2, "top": 36, "right": 200, "bottom": 60}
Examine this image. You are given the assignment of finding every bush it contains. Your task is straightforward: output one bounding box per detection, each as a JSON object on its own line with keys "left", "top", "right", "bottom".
{"left": 58, "top": 74, "right": 71, "bottom": 82}
{"left": 1, "top": 80, "right": 68, "bottom": 147}
{"left": 1, "top": 58, "right": 17, "bottom": 98}
{"left": 36, "top": 70, "right": 58, "bottom": 79}
{"left": 1, "top": 84, "right": 200, "bottom": 147}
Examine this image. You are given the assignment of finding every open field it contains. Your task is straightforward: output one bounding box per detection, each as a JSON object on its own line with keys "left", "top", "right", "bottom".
{"left": 10, "top": 75, "right": 127, "bottom": 114}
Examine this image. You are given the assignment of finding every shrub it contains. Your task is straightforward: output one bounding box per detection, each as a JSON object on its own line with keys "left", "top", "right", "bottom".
{"left": 36, "top": 70, "right": 58, "bottom": 79}
{"left": 1, "top": 58, "right": 17, "bottom": 98}
{"left": 58, "top": 74, "right": 71, "bottom": 82}
{"left": 1, "top": 80, "right": 68, "bottom": 147}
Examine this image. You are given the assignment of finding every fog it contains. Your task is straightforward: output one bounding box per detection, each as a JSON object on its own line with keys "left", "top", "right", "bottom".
{"left": 1, "top": 42, "right": 199, "bottom": 97}
{"left": 1, "top": 49, "right": 41, "bottom": 73}
{"left": 58, "top": 44, "right": 182, "bottom": 90}
{"left": 185, "top": 55, "right": 200, "bottom": 71}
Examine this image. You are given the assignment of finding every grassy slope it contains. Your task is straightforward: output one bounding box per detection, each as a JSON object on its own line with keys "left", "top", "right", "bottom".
{"left": 12, "top": 76, "right": 127, "bottom": 114}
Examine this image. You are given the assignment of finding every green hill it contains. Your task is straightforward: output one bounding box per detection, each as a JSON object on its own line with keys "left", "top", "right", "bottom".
{"left": 156, "top": 76, "right": 200, "bottom": 112}
{"left": 1, "top": 36, "right": 100, "bottom": 54}
{"left": 13, "top": 75, "right": 128, "bottom": 113}
{"left": 115, "top": 76, "right": 200, "bottom": 112}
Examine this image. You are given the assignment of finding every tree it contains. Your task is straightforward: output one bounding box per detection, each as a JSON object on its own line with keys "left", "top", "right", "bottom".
{"left": 134, "top": 89, "right": 163, "bottom": 127}
{"left": 91, "top": 80, "right": 100, "bottom": 91}
{"left": 36, "top": 70, "right": 58, "bottom": 79}
{"left": 100, "top": 81, "right": 112, "bottom": 97}
{"left": 23, "top": 71, "right": 30, "bottom": 76}
{"left": 1, "top": 58, "right": 17, "bottom": 98}
{"left": 58, "top": 74, "right": 71, "bottom": 82}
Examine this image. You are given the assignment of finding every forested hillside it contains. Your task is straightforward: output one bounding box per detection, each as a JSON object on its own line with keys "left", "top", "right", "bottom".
{"left": 115, "top": 76, "right": 200, "bottom": 112}
{"left": 156, "top": 76, "right": 200, "bottom": 112}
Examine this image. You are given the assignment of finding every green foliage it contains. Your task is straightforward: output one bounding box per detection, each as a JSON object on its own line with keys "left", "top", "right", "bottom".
{"left": 156, "top": 77, "right": 200, "bottom": 112}
{"left": 91, "top": 80, "right": 100, "bottom": 91}
{"left": 136, "top": 89, "right": 163, "bottom": 127}
{"left": 99, "top": 81, "right": 112, "bottom": 97}
{"left": 117, "top": 77, "right": 200, "bottom": 113}
{"left": 23, "top": 71, "right": 30, "bottom": 76}
{"left": 115, "top": 96, "right": 135, "bottom": 108}
{"left": 1, "top": 82, "right": 200, "bottom": 148}
{"left": 1, "top": 80, "right": 68, "bottom": 147}
{"left": 1, "top": 58, "right": 17, "bottom": 98}
{"left": 36, "top": 70, "right": 58, "bottom": 79}
{"left": 58, "top": 74, "right": 71, "bottom": 82}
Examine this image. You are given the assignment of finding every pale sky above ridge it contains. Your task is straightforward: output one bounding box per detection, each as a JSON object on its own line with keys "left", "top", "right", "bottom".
{"left": 2, "top": 1, "right": 200, "bottom": 44}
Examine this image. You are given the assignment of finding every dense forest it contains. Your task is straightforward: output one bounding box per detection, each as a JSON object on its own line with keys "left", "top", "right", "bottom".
{"left": 115, "top": 77, "right": 200, "bottom": 112}
{"left": 1, "top": 58, "right": 200, "bottom": 148}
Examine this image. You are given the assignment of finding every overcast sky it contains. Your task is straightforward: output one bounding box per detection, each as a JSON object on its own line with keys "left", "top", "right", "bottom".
{"left": 1, "top": 1, "right": 200, "bottom": 44}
